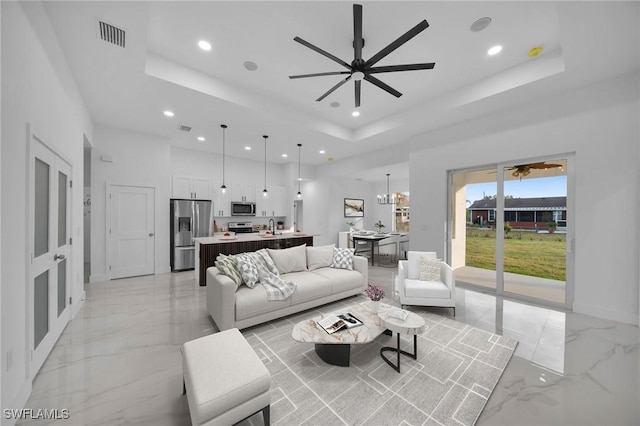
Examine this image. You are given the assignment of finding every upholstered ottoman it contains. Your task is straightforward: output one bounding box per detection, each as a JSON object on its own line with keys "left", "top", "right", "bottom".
{"left": 182, "top": 328, "right": 271, "bottom": 426}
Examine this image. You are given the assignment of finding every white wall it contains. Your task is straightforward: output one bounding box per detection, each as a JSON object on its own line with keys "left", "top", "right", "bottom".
{"left": 91, "top": 125, "right": 172, "bottom": 281}
{"left": 409, "top": 73, "right": 639, "bottom": 325}
{"left": 1, "top": 1, "right": 93, "bottom": 418}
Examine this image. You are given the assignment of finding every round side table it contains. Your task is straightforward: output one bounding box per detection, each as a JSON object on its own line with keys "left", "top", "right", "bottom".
{"left": 379, "top": 309, "right": 426, "bottom": 373}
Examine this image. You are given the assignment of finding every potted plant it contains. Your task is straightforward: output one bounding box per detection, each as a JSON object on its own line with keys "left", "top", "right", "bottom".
{"left": 374, "top": 220, "right": 385, "bottom": 234}
{"left": 346, "top": 221, "right": 356, "bottom": 232}
{"left": 364, "top": 283, "right": 385, "bottom": 313}
{"left": 547, "top": 221, "right": 557, "bottom": 234}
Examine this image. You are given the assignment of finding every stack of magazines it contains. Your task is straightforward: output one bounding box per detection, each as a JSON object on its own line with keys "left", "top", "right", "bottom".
{"left": 317, "top": 313, "right": 363, "bottom": 334}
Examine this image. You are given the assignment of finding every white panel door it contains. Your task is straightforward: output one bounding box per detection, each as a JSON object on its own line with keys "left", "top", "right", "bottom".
{"left": 30, "top": 138, "right": 72, "bottom": 376}
{"left": 109, "top": 185, "right": 155, "bottom": 279}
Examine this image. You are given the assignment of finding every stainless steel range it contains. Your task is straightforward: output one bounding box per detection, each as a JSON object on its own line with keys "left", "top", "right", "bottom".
{"left": 228, "top": 222, "right": 255, "bottom": 233}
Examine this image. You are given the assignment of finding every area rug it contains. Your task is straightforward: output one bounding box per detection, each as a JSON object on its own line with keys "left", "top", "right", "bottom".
{"left": 239, "top": 298, "right": 518, "bottom": 426}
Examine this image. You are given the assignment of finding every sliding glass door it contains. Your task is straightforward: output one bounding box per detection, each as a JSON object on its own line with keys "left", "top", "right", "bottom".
{"left": 448, "top": 156, "right": 573, "bottom": 309}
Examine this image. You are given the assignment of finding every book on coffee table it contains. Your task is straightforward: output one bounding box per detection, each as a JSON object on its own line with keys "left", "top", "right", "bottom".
{"left": 317, "top": 313, "right": 363, "bottom": 334}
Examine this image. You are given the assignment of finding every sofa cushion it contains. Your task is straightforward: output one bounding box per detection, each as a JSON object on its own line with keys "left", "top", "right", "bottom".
{"left": 234, "top": 253, "right": 259, "bottom": 288}
{"left": 404, "top": 278, "right": 450, "bottom": 299}
{"left": 419, "top": 257, "right": 442, "bottom": 281}
{"left": 311, "top": 267, "right": 364, "bottom": 293}
{"left": 306, "top": 244, "right": 335, "bottom": 271}
{"left": 267, "top": 244, "right": 307, "bottom": 274}
{"left": 283, "top": 271, "right": 332, "bottom": 304}
{"left": 331, "top": 247, "right": 355, "bottom": 270}
{"left": 235, "top": 285, "right": 292, "bottom": 321}
{"left": 408, "top": 251, "right": 437, "bottom": 279}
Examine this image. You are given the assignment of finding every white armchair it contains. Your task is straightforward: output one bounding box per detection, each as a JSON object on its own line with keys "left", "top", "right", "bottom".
{"left": 397, "top": 251, "right": 456, "bottom": 315}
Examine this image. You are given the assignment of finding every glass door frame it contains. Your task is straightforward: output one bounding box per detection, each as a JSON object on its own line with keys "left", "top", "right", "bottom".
{"left": 446, "top": 154, "right": 575, "bottom": 311}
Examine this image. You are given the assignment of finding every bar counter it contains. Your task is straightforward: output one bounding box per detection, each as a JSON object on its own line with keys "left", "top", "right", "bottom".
{"left": 193, "top": 233, "right": 315, "bottom": 285}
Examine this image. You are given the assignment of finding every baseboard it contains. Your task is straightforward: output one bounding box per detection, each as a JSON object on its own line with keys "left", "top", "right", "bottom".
{"left": 2, "top": 378, "right": 32, "bottom": 426}
{"left": 573, "top": 301, "right": 638, "bottom": 325}
{"left": 89, "top": 274, "right": 107, "bottom": 283}
{"left": 71, "top": 291, "right": 85, "bottom": 318}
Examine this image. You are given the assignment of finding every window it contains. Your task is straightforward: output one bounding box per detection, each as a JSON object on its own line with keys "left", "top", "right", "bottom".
{"left": 394, "top": 192, "right": 410, "bottom": 232}
{"left": 488, "top": 209, "right": 496, "bottom": 222}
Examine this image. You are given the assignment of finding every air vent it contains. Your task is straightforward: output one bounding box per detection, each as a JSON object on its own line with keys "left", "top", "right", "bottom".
{"left": 98, "top": 20, "right": 125, "bottom": 48}
{"left": 178, "top": 125, "right": 192, "bottom": 132}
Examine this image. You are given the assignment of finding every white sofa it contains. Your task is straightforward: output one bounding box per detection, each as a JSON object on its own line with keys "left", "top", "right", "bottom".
{"left": 207, "top": 246, "right": 368, "bottom": 331}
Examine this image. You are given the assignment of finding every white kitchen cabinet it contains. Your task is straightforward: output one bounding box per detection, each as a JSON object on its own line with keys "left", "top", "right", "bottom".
{"left": 211, "top": 181, "right": 231, "bottom": 217}
{"left": 231, "top": 183, "right": 256, "bottom": 202}
{"left": 172, "top": 175, "right": 211, "bottom": 199}
{"left": 255, "top": 185, "right": 285, "bottom": 217}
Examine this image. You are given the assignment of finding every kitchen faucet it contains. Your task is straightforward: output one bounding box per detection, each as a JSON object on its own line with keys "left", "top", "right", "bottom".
{"left": 268, "top": 218, "right": 276, "bottom": 235}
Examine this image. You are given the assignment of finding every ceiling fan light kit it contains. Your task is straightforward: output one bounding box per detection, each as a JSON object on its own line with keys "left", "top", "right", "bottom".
{"left": 289, "top": 4, "right": 435, "bottom": 108}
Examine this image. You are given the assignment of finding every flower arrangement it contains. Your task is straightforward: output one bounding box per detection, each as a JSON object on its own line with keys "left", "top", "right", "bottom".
{"left": 374, "top": 220, "right": 385, "bottom": 233}
{"left": 364, "top": 283, "right": 385, "bottom": 301}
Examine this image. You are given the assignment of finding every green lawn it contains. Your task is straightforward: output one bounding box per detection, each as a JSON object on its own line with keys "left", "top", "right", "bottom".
{"left": 465, "top": 228, "right": 566, "bottom": 281}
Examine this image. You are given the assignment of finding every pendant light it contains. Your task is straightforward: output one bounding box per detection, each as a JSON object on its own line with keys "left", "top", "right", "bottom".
{"left": 296, "top": 143, "right": 302, "bottom": 199}
{"left": 262, "top": 135, "right": 268, "bottom": 197}
{"left": 377, "top": 173, "right": 397, "bottom": 205}
{"left": 220, "top": 124, "right": 227, "bottom": 194}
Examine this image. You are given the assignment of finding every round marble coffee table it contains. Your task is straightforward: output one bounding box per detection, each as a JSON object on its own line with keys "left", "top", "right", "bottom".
{"left": 378, "top": 309, "right": 426, "bottom": 373}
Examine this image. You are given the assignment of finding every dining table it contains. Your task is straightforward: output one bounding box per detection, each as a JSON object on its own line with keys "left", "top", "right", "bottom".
{"left": 351, "top": 233, "right": 393, "bottom": 266}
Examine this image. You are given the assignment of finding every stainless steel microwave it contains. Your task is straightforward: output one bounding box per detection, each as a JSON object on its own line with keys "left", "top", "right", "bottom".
{"left": 231, "top": 201, "right": 256, "bottom": 216}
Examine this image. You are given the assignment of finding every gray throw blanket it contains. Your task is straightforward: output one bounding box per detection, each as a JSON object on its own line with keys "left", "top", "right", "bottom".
{"left": 250, "top": 250, "right": 296, "bottom": 301}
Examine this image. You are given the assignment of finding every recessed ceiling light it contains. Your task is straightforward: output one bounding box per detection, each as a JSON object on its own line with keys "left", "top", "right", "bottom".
{"left": 330, "top": 101, "right": 341, "bottom": 108}
{"left": 163, "top": 110, "right": 174, "bottom": 117}
{"left": 319, "top": 150, "right": 326, "bottom": 154}
{"left": 528, "top": 46, "right": 544, "bottom": 57}
{"left": 197, "top": 136, "right": 205, "bottom": 142}
{"left": 282, "top": 154, "right": 288, "bottom": 158}
{"left": 244, "top": 146, "right": 252, "bottom": 150}
{"left": 352, "top": 111, "right": 360, "bottom": 117}
{"left": 243, "top": 61, "right": 258, "bottom": 71}
{"left": 470, "top": 17, "right": 492, "bottom": 32}
{"left": 198, "top": 40, "right": 212, "bottom": 51}
{"left": 488, "top": 45, "right": 502, "bottom": 56}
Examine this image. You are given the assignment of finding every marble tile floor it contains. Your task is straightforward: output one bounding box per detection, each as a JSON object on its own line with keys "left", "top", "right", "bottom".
{"left": 18, "top": 266, "right": 639, "bottom": 425}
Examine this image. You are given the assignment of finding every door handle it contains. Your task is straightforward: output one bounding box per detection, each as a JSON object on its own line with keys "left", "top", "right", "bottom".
{"left": 149, "top": 233, "right": 154, "bottom": 237}
{"left": 54, "top": 254, "right": 66, "bottom": 261}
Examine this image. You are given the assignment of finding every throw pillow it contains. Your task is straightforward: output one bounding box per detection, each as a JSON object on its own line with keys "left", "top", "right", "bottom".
{"left": 306, "top": 244, "right": 335, "bottom": 270}
{"left": 408, "top": 251, "right": 437, "bottom": 279}
{"left": 419, "top": 257, "right": 442, "bottom": 281}
{"left": 214, "top": 255, "right": 244, "bottom": 290}
{"left": 234, "top": 253, "right": 259, "bottom": 288}
{"left": 267, "top": 244, "right": 307, "bottom": 274}
{"left": 331, "top": 247, "right": 355, "bottom": 270}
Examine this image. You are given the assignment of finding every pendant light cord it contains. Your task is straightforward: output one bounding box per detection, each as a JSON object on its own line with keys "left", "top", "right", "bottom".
{"left": 221, "top": 124, "right": 227, "bottom": 187}
{"left": 263, "top": 135, "right": 268, "bottom": 193}
{"left": 297, "top": 143, "right": 302, "bottom": 196}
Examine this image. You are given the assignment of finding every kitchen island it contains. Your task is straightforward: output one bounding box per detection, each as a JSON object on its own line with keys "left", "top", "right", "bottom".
{"left": 193, "top": 233, "right": 315, "bottom": 285}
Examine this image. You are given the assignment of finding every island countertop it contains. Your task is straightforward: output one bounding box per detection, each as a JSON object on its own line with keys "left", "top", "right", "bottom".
{"left": 193, "top": 232, "right": 315, "bottom": 245}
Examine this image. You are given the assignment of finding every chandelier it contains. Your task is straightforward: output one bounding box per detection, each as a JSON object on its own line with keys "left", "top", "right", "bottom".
{"left": 377, "top": 173, "right": 397, "bottom": 205}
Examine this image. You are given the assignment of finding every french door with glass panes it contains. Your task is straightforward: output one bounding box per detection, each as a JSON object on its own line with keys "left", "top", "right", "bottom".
{"left": 30, "top": 137, "right": 72, "bottom": 375}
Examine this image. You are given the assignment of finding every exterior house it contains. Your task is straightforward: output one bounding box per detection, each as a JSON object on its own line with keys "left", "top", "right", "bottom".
{"left": 469, "top": 196, "right": 567, "bottom": 230}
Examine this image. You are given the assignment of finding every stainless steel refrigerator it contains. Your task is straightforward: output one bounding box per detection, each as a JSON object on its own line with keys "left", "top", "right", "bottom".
{"left": 170, "top": 199, "right": 212, "bottom": 271}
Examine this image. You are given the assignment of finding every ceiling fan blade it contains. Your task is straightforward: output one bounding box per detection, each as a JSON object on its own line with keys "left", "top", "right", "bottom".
{"left": 316, "top": 75, "right": 352, "bottom": 102}
{"left": 364, "top": 74, "right": 402, "bottom": 98}
{"left": 368, "top": 63, "right": 435, "bottom": 74}
{"left": 355, "top": 80, "right": 361, "bottom": 107}
{"left": 353, "top": 4, "right": 363, "bottom": 61}
{"left": 294, "top": 36, "right": 352, "bottom": 70}
{"left": 364, "top": 20, "right": 429, "bottom": 68}
{"left": 289, "top": 71, "right": 351, "bottom": 79}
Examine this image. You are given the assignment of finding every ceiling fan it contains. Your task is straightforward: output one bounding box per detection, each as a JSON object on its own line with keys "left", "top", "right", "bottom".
{"left": 289, "top": 4, "right": 435, "bottom": 107}
{"left": 507, "top": 162, "right": 564, "bottom": 179}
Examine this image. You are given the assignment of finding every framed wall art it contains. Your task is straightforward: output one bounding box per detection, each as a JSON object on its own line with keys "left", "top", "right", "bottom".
{"left": 344, "top": 198, "right": 364, "bottom": 217}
